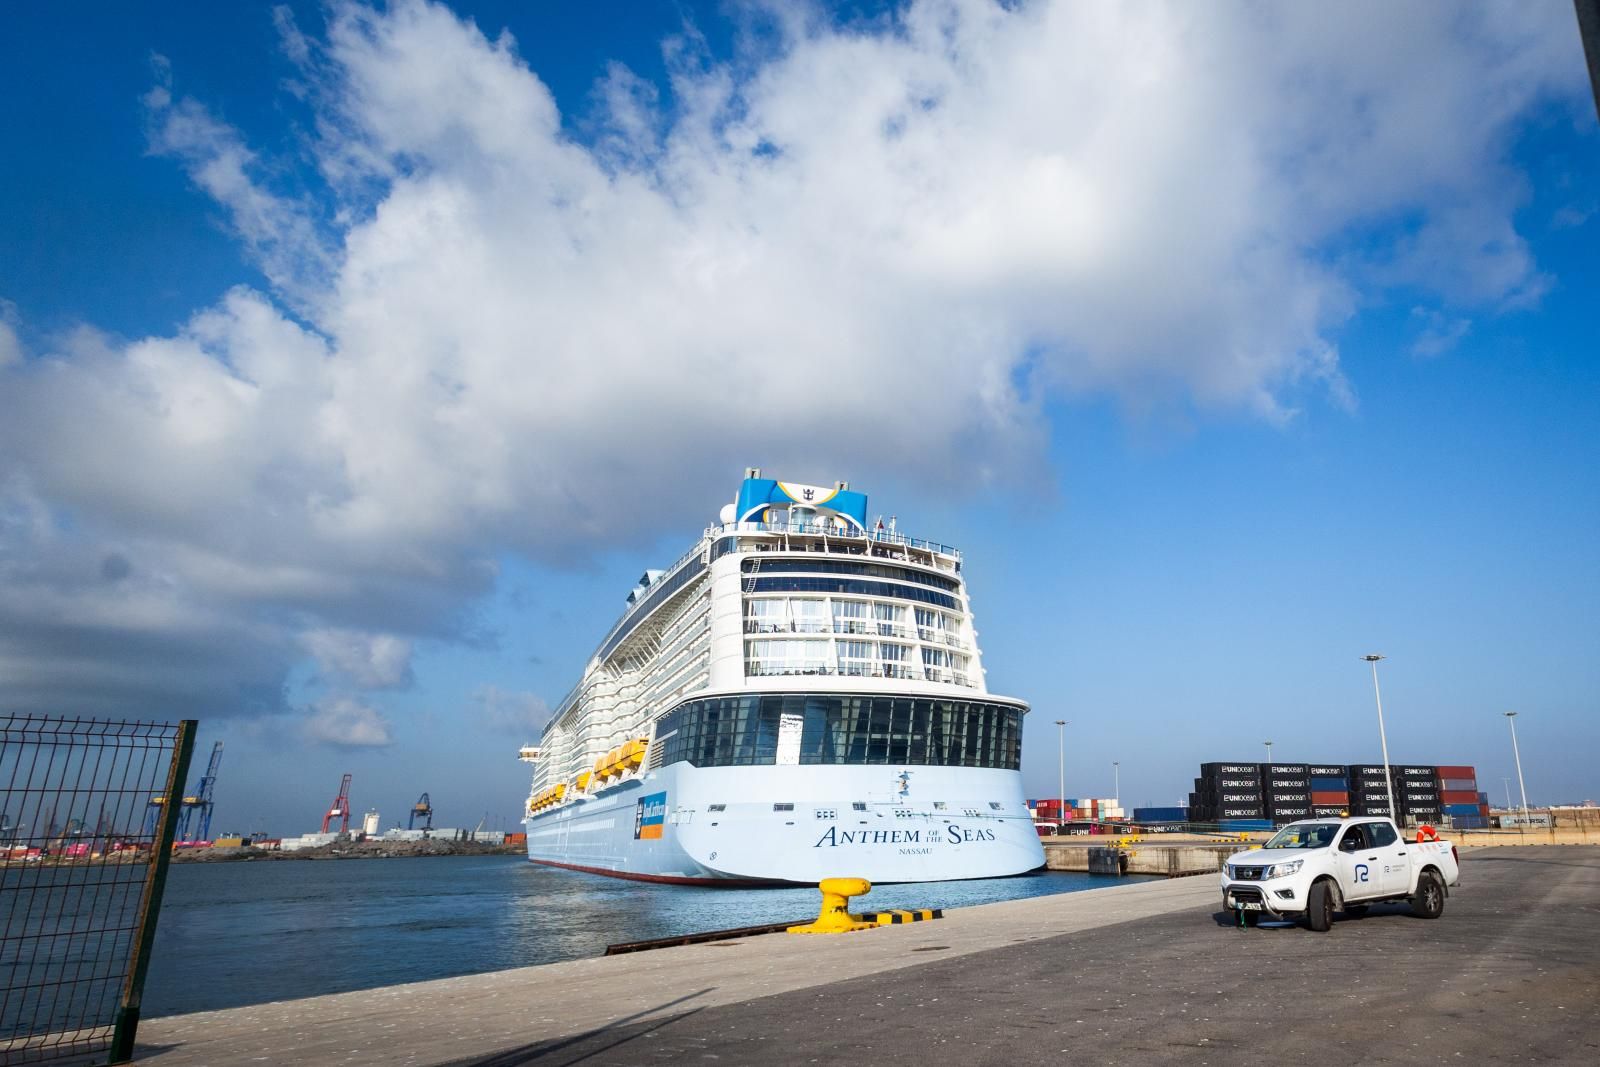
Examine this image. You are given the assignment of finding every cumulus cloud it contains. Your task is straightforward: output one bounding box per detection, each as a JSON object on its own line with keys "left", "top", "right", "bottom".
{"left": 304, "top": 629, "right": 414, "bottom": 689}
{"left": 302, "top": 695, "right": 394, "bottom": 747}
{"left": 0, "top": 0, "right": 1586, "bottom": 719}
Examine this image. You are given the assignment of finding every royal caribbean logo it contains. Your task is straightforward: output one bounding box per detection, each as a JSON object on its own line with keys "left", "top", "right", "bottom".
{"left": 634, "top": 791, "right": 667, "bottom": 840}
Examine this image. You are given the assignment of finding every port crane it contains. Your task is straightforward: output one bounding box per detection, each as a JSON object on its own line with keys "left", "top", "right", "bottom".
{"left": 176, "top": 741, "right": 224, "bottom": 842}
{"left": 409, "top": 793, "right": 433, "bottom": 831}
{"left": 322, "top": 773, "right": 353, "bottom": 833}
{"left": 143, "top": 740, "right": 225, "bottom": 841}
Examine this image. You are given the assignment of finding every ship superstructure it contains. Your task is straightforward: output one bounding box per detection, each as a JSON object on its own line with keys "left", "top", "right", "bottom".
{"left": 521, "top": 469, "right": 1045, "bottom": 884}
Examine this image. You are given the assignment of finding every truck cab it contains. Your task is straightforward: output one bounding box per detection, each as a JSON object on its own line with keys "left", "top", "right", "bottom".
{"left": 1220, "top": 817, "right": 1460, "bottom": 931}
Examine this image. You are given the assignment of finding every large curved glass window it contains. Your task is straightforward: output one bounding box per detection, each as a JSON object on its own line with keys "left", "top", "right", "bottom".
{"left": 746, "top": 576, "right": 960, "bottom": 610}
{"left": 653, "top": 693, "right": 1022, "bottom": 770}
{"left": 741, "top": 557, "right": 961, "bottom": 593}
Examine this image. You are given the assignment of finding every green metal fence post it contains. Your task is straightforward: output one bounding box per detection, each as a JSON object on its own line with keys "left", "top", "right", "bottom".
{"left": 108, "top": 719, "right": 197, "bottom": 1064}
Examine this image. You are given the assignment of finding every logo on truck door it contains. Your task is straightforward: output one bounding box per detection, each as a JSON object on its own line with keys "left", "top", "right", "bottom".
{"left": 1354, "top": 864, "right": 1370, "bottom": 883}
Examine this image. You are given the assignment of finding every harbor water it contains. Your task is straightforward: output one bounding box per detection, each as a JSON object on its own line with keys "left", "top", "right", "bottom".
{"left": 142, "top": 856, "right": 1155, "bottom": 1017}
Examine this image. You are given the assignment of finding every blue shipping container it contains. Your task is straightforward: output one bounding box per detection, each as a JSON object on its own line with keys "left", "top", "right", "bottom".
{"left": 1451, "top": 815, "right": 1489, "bottom": 829}
{"left": 1133, "top": 807, "right": 1188, "bottom": 822}
{"left": 1442, "top": 803, "right": 1479, "bottom": 816}
{"left": 1309, "top": 777, "right": 1348, "bottom": 790}
{"left": 1219, "top": 819, "right": 1274, "bottom": 831}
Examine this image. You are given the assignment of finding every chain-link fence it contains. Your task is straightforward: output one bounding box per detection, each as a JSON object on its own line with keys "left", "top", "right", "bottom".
{"left": 1, "top": 716, "right": 195, "bottom": 1065}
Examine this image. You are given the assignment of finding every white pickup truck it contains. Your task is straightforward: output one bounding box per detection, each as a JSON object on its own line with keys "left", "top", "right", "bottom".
{"left": 1219, "top": 817, "right": 1460, "bottom": 931}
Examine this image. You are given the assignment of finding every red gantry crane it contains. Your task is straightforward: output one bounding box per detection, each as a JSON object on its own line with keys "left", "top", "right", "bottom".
{"left": 321, "top": 773, "right": 353, "bottom": 833}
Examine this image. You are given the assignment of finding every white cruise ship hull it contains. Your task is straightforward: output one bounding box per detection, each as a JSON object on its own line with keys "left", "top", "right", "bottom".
{"left": 525, "top": 761, "right": 1046, "bottom": 885}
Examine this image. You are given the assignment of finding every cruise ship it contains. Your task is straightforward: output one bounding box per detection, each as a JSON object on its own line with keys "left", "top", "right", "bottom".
{"left": 520, "top": 470, "right": 1045, "bottom": 884}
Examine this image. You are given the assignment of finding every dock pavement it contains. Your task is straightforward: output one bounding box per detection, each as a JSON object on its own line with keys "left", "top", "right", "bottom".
{"left": 135, "top": 846, "right": 1600, "bottom": 1066}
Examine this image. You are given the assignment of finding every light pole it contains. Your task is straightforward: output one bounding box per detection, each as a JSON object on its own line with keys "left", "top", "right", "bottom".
{"left": 1363, "top": 655, "right": 1397, "bottom": 819}
{"left": 1502, "top": 776, "right": 1513, "bottom": 812}
{"left": 1264, "top": 740, "right": 1273, "bottom": 766}
{"left": 1054, "top": 720, "right": 1067, "bottom": 833}
{"left": 1112, "top": 761, "right": 1120, "bottom": 805}
{"left": 1504, "top": 712, "right": 1529, "bottom": 818}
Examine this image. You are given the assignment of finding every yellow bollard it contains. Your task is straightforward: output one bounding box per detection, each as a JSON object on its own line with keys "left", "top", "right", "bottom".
{"left": 787, "top": 877, "right": 878, "bottom": 934}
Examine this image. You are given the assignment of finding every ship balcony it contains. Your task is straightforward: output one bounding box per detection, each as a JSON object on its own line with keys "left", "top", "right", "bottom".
{"left": 744, "top": 619, "right": 963, "bottom": 647}
{"left": 743, "top": 662, "right": 974, "bottom": 688}
{"left": 708, "top": 520, "right": 961, "bottom": 567}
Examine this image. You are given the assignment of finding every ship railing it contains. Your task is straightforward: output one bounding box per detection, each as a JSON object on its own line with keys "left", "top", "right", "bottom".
{"left": 707, "top": 521, "right": 961, "bottom": 560}
{"left": 743, "top": 663, "right": 976, "bottom": 687}
{"left": 743, "top": 619, "right": 925, "bottom": 640}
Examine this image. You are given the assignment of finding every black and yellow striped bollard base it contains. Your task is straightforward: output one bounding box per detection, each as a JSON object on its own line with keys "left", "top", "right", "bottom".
{"left": 859, "top": 908, "right": 943, "bottom": 925}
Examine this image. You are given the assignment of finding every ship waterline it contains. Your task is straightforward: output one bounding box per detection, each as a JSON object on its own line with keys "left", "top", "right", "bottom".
{"left": 523, "top": 471, "right": 1046, "bottom": 884}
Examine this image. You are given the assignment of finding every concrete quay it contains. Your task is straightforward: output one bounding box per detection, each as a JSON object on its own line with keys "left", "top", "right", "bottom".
{"left": 1042, "top": 839, "right": 1239, "bottom": 876}
{"left": 135, "top": 847, "right": 1600, "bottom": 1067}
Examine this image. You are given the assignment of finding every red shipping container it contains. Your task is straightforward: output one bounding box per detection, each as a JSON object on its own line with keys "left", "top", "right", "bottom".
{"left": 1440, "top": 790, "right": 1479, "bottom": 805}
{"left": 1311, "top": 790, "right": 1350, "bottom": 805}
{"left": 1437, "top": 765, "right": 1475, "bottom": 779}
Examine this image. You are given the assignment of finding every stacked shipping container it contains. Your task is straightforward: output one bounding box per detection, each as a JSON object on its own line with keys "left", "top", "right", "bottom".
{"left": 1439, "top": 765, "right": 1487, "bottom": 828}
{"left": 1263, "top": 764, "right": 1311, "bottom": 822}
{"left": 1198, "top": 762, "right": 1266, "bottom": 822}
{"left": 1188, "top": 762, "right": 1480, "bottom": 827}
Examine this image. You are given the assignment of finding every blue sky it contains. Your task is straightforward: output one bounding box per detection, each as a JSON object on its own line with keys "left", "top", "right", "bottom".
{"left": 1, "top": 1, "right": 1595, "bottom": 835}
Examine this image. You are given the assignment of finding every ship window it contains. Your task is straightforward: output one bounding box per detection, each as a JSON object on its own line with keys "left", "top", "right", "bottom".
{"left": 741, "top": 557, "right": 962, "bottom": 593}
{"left": 933, "top": 801, "right": 948, "bottom": 810}
{"left": 989, "top": 802, "right": 1004, "bottom": 810}
{"left": 852, "top": 802, "right": 867, "bottom": 811}
{"left": 707, "top": 804, "right": 726, "bottom": 812}
{"left": 746, "top": 576, "right": 960, "bottom": 611}
{"left": 651, "top": 694, "right": 1023, "bottom": 772}
{"left": 773, "top": 803, "right": 794, "bottom": 811}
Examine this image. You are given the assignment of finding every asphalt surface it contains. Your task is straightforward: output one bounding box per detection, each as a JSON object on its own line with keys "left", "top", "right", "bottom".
{"left": 466, "top": 846, "right": 1600, "bottom": 1066}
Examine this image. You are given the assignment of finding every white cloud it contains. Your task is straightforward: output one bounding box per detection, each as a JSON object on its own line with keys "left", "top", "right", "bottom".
{"left": 1409, "top": 308, "right": 1474, "bottom": 359}
{"left": 302, "top": 695, "right": 394, "bottom": 747}
{"left": 0, "top": 304, "right": 21, "bottom": 369}
{"left": 472, "top": 685, "right": 551, "bottom": 736}
{"left": 304, "top": 629, "right": 414, "bottom": 689}
{"left": 0, "top": 0, "right": 1586, "bottom": 718}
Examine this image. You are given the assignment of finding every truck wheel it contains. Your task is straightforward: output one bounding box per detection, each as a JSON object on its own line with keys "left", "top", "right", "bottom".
{"left": 1411, "top": 871, "right": 1445, "bottom": 919}
{"left": 1306, "top": 880, "right": 1333, "bottom": 932}
{"left": 1343, "top": 904, "right": 1369, "bottom": 918}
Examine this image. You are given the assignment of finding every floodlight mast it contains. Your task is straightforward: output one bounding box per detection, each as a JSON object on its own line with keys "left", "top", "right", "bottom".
{"left": 1363, "top": 655, "right": 1397, "bottom": 821}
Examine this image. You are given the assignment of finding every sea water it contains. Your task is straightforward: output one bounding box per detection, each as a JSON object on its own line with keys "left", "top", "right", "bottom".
{"left": 142, "top": 856, "right": 1153, "bottom": 1016}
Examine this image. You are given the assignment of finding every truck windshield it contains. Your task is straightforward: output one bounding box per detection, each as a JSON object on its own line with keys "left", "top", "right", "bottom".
{"left": 1262, "top": 823, "right": 1339, "bottom": 849}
